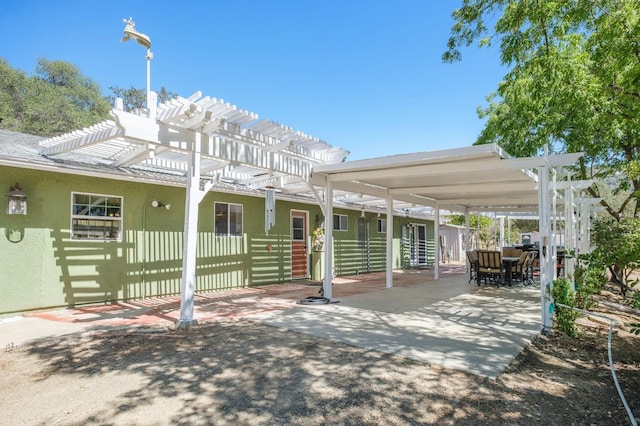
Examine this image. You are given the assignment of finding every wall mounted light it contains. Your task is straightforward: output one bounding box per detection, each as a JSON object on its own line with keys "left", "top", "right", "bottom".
{"left": 7, "top": 183, "right": 27, "bottom": 215}
{"left": 152, "top": 200, "right": 171, "bottom": 210}
{"left": 360, "top": 205, "right": 366, "bottom": 218}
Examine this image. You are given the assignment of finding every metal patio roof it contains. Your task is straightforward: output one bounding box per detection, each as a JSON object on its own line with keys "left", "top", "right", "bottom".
{"left": 312, "top": 144, "right": 583, "bottom": 214}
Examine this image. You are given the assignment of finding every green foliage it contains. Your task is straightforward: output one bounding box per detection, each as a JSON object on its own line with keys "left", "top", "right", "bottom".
{"left": 573, "top": 265, "right": 606, "bottom": 310}
{"left": 551, "top": 277, "right": 581, "bottom": 337}
{"left": 0, "top": 58, "right": 27, "bottom": 131}
{"left": 444, "top": 0, "right": 640, "bottom": 219}
{"left": 552, "top": 266, "right": 607, "bottom": 336}
{"left": 107, "top": 85, "right": 178, "bottom": 112}
{"left": 0, "top": 58, "right": 111, "bottom": 136}
{"left": 510, "top": 219, "right": 538, "bottom": 234}
{"left": 447, "top": 214, "right": 500, "bottom": 248}
{"left": 447, "top": 214, "right": 492, "bottom": 228}
{"left": 584, "top": 217, "right": 640, "bottom": 292}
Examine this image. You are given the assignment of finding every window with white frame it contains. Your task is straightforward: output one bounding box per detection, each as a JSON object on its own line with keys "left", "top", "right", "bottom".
{"left": 377, "top": 218, "right": 387, "bottom": 233}
{"left": 333, "top": 214, "right": 348, "bottom": 231}
{"left": 71, "top": 192, "right": 122, "bottom": 241}
{"left": 215, "top": 202, "right": 243, "bottom": 236}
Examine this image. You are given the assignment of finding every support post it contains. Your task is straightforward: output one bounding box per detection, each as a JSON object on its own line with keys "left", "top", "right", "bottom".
{"left": 177, "top": 132, "right": 203, "bottom": 328}
{"left": 386, "top": 196, "right": 394, "bottom": 288}
{"left": 146, "top": 49, "right": 152, "bottom": 110}
{"left": 464, "top": 209, "right": 471, "bottom": 250}
{"left": 538, "top": 148, "right": 554, "bottom": 335}
{"left": 322, "top": 181, "right": 334, "bottom": 299}
{"left": 465, "top": 209, "right": 472, "bottom": 275}
{"left": 564, "top": 180, "right": 576, "bottom": 285}
{"left": 434, "top": 204, "right": 440, "bottom": 280}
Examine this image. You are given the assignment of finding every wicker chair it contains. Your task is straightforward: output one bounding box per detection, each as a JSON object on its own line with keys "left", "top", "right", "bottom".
{"left": 476, "top": 250, "right": 502, "bottom": 286}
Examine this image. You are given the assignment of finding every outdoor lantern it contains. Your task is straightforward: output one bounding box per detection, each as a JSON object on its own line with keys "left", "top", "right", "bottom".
{"left": 7, "top": 183, "right": 27, "bottom": 215}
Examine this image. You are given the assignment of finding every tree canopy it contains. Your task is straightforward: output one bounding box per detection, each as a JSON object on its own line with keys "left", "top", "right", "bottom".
{"left": 106, "top": 85, "right": 177, "bottom": 112}
{"left": 444, "top": 0, "right": 640, "bottom": 220}
{"left": 0, "top": 58, "right": 111, "bottom": 137}
{"left": 0, "top": 58, "right": 178, "bottom": 137}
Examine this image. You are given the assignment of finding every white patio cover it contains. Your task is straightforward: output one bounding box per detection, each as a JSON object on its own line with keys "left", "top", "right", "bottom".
{"left": 312, "top": 145, "right": 583, "bottom": 333}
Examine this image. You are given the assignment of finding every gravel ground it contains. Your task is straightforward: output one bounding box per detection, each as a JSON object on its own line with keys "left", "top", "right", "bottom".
{"left": 1, "top": 287, "right": 639, "bottom": 425}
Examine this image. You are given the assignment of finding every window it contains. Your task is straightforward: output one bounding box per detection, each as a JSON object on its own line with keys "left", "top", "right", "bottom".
{"left": 71, "top": 192, "right": 122, "bottom": 241}
{"left": 377, "top": 218, "right": 387, "bottom": 233}
{"left": 292, "top": 216, "right": 305, "bottom": 241}
{"left": 215, "top": 202, "right": 243, "bottom": 236}
{"left": 333, "top": 214, "right": 348, "bottom": 231}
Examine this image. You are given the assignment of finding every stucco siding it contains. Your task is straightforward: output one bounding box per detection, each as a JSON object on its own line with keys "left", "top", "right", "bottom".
{"left": 1, "top": 165, "right": 434, "bottom": 314}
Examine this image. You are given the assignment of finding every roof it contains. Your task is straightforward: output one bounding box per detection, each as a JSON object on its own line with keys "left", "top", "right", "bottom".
{"left": 312, "top": 144, "right": 583, "bottom": 213}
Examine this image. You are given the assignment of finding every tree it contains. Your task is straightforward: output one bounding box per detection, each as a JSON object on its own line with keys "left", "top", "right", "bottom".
{"left": 448, "top": 214, "right": 499, "bottom": 249}
{"left": 585, "top": 217, "right": 640, "bottom": 294}
{"left": 444, "top": 0, "right": 640, "bottom": 222}
{"left": 0, "top": 58, "right": 111, "bottom": 136}
{"left": 107, "top": 85, "right": 177, "bottom": 112}
{"left": 0, "top": 58, "right": 28, "bottom": 131}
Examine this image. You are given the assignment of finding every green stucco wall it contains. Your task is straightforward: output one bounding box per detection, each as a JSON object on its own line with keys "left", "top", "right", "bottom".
{"left": 1, "top": 165, "right": 434, "bottom": 314}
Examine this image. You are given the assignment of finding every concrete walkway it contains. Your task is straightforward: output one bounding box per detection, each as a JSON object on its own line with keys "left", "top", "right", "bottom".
{"left": 0, "top": 266, "right": 542, "bottom": 379}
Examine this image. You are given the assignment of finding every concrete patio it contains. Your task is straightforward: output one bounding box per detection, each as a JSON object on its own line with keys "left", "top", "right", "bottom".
{"left": 1, "top": 264, "right": 542, "bottom": 379}
{"left": 246, "top": 269, "right": 542, "bottom": 379}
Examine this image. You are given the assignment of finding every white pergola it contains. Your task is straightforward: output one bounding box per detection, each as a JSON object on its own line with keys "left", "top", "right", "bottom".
{"left": 40, "top": 92, "right": 350, "bottom": 327}
{"left": 39, "top": 92, "right": 585, "bottom": 332}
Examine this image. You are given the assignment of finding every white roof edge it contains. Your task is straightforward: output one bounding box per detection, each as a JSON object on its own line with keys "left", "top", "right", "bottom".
{"left": 312, "top": 143, "right": 502, "bottom": 174}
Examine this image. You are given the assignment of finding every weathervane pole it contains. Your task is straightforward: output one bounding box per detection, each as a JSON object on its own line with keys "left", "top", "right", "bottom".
{"left": 121, "top": 17, "right": 154, "bottom": 110}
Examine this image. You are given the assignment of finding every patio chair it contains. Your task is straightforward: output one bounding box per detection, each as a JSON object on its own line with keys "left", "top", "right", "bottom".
{"left": 476, "top": 250, "right": 502, "bottom": 286}
{"left": 512, "top": 251, "right": 528, "bottom": 284}
{"left": 523, "top": 251, "right": 537, "bottom": 286}
{"left": 465, "top": 250, "right": 478, "bottom": 283}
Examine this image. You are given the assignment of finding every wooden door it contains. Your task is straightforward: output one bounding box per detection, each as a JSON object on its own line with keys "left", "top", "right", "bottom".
{"left": 291, "top": 210, "right": 308, "bottom": 279}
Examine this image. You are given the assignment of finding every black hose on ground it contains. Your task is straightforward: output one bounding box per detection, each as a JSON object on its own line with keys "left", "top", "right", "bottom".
{"left": 297, "top": 296, "right": 336, "bottom": 305}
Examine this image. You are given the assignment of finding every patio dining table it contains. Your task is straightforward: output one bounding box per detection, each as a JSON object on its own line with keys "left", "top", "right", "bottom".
{"left": 502, "top": 256, "right": 521, "bottom": 286}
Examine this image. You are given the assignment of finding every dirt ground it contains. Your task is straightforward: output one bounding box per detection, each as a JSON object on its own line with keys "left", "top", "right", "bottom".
{"left": 1, "top": 284, "right": 639, "bottom": 426}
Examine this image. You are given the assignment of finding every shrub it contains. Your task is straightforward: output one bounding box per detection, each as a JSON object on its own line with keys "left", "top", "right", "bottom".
{"left": 552, "top": 277, "right": 581, "bottom": 337}
{"left": 573, "top": 265, "right": 607, "bottom": 310}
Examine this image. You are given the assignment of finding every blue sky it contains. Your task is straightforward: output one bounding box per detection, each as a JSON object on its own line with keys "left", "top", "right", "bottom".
{"left": 1, "top": 0, "right": 506, "bottom": 160}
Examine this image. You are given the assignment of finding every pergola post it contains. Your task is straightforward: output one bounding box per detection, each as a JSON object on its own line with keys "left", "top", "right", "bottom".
{"left": 323, "top": 181, "right": 334, "bottom": 299}
{"left": 564, "top": 180, "right": 576, "bottom": 284}
{"left": 177, "top": 132, "right": 203, "bottom": 328}
{"left": 538, "top": 151, "right": 554, "bottom": 335}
